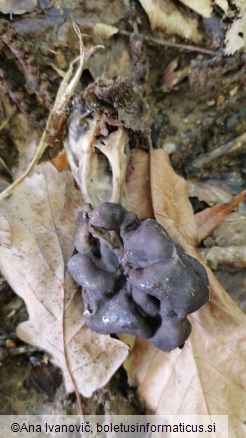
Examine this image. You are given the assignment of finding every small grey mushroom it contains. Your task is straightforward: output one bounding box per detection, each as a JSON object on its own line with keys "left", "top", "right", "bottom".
{"left": 68, "top": 202, "right": 209, "bottom": 352}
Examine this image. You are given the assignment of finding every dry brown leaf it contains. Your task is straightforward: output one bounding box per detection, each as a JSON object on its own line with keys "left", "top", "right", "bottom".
{"left": 150, "top": 149, "right": 198, "bottom": 247}
{"left": 127, "top": 149, "right": 154, "bottom": 220}
{"left": 125, "top": 148, "right": 246, "bottom": 438}
{"left": 195, "top": 189, "right": 246, "bottom": 243}
{"left": 139, "top": 0, "right": 201, "bottom": 43}
{"left": 51, "top": 149, "right": 70, "bottom": 172}
{"left": 0, "top": 162, "right": 128, "bottom": 397}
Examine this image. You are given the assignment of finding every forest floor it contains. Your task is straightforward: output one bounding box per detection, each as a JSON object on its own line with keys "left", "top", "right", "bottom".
{"left": 0, "top": 0, "right": 245, "bottom": 418}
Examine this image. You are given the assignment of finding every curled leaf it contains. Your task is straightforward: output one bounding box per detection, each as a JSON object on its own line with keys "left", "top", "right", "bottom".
{"left": 65, "top": 112, "right": 129, "bottom": 208}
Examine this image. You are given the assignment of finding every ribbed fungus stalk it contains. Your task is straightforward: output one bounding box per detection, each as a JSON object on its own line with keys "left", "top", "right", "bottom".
{"left": 68, "top": 202, "right": 209, "bottom": 352}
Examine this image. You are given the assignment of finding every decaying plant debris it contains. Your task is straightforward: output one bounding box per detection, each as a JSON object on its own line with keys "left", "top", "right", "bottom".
{"left": 0, "top": 1, "right": 246, "bottom": 436}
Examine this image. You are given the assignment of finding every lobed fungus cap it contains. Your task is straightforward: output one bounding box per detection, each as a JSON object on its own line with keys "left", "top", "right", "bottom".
{"left": 68, "top": 202, "right": 209, "bottom": 352}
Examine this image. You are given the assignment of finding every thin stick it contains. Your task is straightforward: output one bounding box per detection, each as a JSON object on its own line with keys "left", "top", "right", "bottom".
{"left": 120, "top": 30, "right": 217, "bottom": 56}
{"left": 190, "top": 132, "right": 246, "bottom": 169}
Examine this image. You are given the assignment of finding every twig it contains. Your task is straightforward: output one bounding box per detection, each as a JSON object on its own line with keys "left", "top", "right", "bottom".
{"left": 120, "top": 30, "right": 217, "bottom": 56}
{"left": 0, "top": 110, "right": 16, "bottom": 132}
{"left": 190, "top": 132, "right": 246, "bottom": 169}
{"left": 62, "top": 286, "right": 84, "bottom": 417}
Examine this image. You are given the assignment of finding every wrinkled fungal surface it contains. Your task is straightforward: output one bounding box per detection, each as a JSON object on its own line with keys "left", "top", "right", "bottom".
{"left": 68, "top": 202, "right": 209, "bottom": 352}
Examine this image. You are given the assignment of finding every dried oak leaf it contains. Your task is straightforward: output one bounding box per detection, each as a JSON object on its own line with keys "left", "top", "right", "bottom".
{"left": 124, "top": 149, "right": 246, "bottom": 438}
{"left": 0, "top": 163, "right": 128, "bottom": 397}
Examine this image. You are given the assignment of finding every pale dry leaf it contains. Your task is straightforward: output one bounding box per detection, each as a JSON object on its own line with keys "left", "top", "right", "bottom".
{"left": 0, "top": 213, "right": 11, "bottom": 248}
{"left": 195, "top": 189, "right": 246, "bottom": 243}
{"left": 187, "top": 180, "right": 232, "bottom": 205}
{"left": 0, "top": 0, "right": 37, "bottom": 15}
{"left": 139, "top": 0, "right": 201, "bottom": 43}
{"left": 215, "top": 0, "right": 229, "bottom": 13}
{"left": 125, "top": 148, "right": 246, "bottom": 438}
{"left": 179, "top": 0, "right": 212, "bottom": 18}
{"left": 0, "top": 163, "right": 128, "bottom": 397}
{"left": 225, "top": 12, "right": 246, "bottom": 55}
{"left": 93, "top": 23, "right": 118, "bottom": 39}
{"left": 199, "top": 244, "right": 246, "bottom": 269}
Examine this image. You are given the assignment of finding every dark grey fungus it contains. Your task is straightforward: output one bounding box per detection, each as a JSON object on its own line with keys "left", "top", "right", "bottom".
{"left": 68, "top": 202, "right": 209, "bottom": 352}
